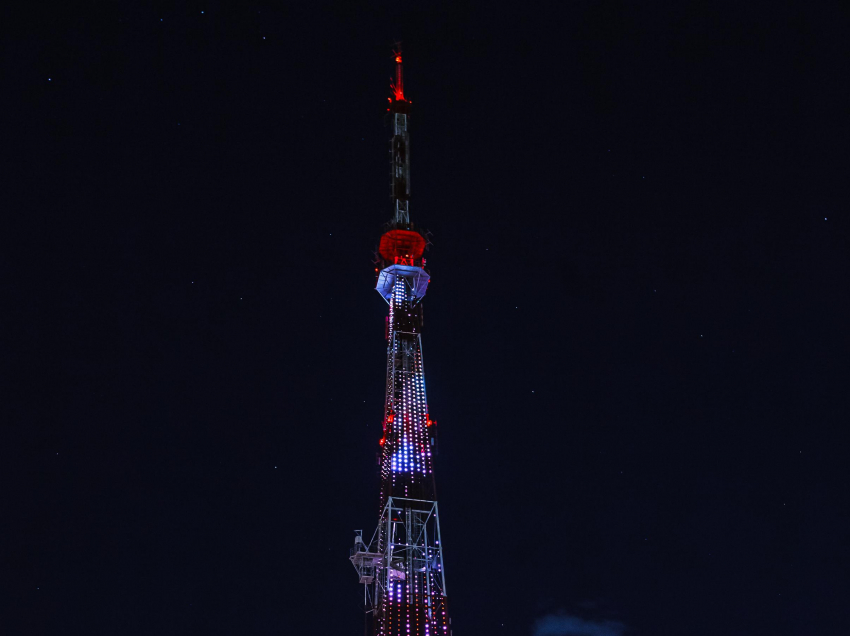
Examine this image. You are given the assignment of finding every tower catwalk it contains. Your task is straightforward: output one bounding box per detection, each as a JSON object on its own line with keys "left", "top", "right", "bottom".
{"left": 350, "top": 48, "right": 452, "bottom": 636}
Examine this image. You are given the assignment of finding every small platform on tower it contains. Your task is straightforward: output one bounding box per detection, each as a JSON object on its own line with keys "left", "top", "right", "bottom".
{"left": 350, "top": 532, "right": 384, "bottom": 585}
{"left": 379, "top": 229, "right": 426, "bottom": 264}
{"left": 376, "top": 264, "right": 430, "bottom": 303}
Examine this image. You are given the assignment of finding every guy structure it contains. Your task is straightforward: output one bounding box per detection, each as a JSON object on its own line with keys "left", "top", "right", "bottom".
{"left": 349, "top": 48, "right": 452, "bottom": 636}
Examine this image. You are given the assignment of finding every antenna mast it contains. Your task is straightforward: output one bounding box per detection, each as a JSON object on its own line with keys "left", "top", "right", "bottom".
{"left": 389, "top": 45, "right": 411, "bottom": 225}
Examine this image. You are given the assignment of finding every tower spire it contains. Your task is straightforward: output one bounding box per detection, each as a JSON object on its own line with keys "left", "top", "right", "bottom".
{"left": 389, "top": 45, "right": 411, "bottom": 226}
{"left": 391, "top": 44, "right": 404, "bottom": 102}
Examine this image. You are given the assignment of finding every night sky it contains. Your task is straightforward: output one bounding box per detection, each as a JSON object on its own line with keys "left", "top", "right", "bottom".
{"left": 5, "top": 2, "right": 849, "bottom": 635}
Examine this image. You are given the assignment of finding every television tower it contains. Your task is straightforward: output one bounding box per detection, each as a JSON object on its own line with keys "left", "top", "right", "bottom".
{"left": 350, "top": 47, "right": 452, "bottom": 636}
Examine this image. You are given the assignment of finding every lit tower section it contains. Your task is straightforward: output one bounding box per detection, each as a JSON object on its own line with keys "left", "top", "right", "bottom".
{"left": 350, "top": 47, "right": 452, "bottom": 636}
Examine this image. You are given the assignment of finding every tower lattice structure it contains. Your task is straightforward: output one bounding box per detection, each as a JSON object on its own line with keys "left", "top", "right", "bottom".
{"left": 350, "top": 47, "right": 452, "bottom": 636}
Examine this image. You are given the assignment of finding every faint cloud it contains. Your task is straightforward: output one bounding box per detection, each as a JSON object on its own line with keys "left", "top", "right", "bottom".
{"left": 533, "top": 613, "right": 625, "bottom": 636}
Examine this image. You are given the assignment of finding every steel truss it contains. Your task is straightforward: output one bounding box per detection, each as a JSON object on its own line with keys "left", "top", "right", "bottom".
{"left": 350, "top": 497, "right": 448, "bottom": 631}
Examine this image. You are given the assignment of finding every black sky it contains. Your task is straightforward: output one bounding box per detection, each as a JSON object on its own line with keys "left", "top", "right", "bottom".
{"left": 4, "top": 2, "right": 849, "bottom": 635}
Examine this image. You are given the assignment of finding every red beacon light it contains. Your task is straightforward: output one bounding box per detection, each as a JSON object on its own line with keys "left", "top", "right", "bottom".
{"left": 379, "top": 229, "right": 426, "bottom": 265}
{"left": 391, "top": 49, "right": 406, "bottom": 102}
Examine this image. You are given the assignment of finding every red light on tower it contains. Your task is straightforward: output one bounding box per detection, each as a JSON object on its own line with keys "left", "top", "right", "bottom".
{"left": 379, "top": 229, "right": 426, "bottom": 263}
{"left": 391, "top": 83, "right": 405, "bottom": 102}
{"left": 391, "top": 47, "right": 405, "bottom": 102}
